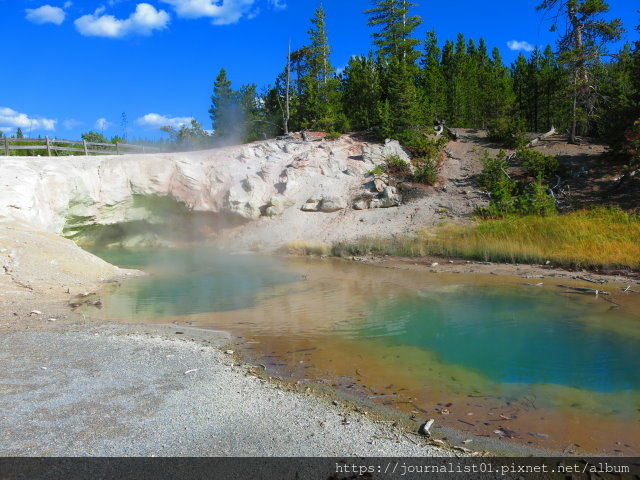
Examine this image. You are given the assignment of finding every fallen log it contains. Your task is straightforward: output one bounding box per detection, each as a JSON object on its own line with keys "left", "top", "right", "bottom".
{"left": 435, "top": 121, "right": 458, "bottom": 140}
{"left": 527, "top": 126, "right": 556, "bottom": 148}
{"left": 574, "top": 275, "right": 606, "bottom": 284}
{"left": 558, "top": 285, "right": 610, "bottom": 295}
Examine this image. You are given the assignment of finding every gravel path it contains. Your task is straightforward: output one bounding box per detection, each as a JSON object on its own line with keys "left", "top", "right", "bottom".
{"left": 0, "top": 323, "right": 448, "bottom": 457}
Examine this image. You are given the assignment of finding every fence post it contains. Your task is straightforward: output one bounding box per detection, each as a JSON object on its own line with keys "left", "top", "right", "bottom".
{"left": 116, "top": 142, "right": 120, "bottom": 155}
{"left": 4, "top": 137, "right": 8, "bottom": 156}
{"left": 46, "top": 137, "right": 51, "bottom": 156}
{"left": 83, "top": 139, "right": 88, "bottom": 156}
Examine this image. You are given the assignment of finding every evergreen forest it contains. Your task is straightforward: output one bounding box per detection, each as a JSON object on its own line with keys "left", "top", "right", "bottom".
{"left": 200, "top": 0, "right": 639, "bottom": 165}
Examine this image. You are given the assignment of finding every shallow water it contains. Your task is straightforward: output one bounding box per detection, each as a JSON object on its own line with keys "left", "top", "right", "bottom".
{"left": 92, "top": 249, "right": 640, "bottom": 454}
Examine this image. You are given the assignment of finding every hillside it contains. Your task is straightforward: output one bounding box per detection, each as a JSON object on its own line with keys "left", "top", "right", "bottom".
{"left": 1, "top": 130, "right": 635, "bottom": 253}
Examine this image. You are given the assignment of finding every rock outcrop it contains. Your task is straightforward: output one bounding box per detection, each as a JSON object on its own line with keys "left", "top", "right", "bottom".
{"left": 0, "top": 136, "right": 409, "bottom": 247}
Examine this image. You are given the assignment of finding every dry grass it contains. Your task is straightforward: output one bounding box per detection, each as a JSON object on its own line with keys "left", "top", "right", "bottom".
{"left": 280, "top": 240, "right": 331, "bottom": 256}
{"left": 331, "top": 207, "right": 640, "bottom": 270}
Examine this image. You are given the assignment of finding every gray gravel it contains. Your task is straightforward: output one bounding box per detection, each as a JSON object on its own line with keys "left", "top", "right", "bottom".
{"left": 0, "top": 323, "right": 449, "bottom": 457}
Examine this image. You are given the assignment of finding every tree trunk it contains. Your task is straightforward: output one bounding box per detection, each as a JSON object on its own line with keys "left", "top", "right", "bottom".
{"left": 284, "top": 41, "right": 291, "bottom": 135}
{"left": 527, "top": 126, "right": 557, "bottom": 147}
{"left": 568, "top": 3, "right": 587, "bottom": 145}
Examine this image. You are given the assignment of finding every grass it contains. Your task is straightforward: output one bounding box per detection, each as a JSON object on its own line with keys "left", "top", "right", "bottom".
{"left": 280, "top": 240, "right": 331, "bottom": 256}
{"left": 331, "top": 207, "right": 640, "bottom": 271}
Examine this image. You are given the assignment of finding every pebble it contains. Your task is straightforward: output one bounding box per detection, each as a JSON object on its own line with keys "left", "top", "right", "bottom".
{"left": 225, "top": 350, "right": 234, "bottom": 355}
{"left": 419, "top": 419, "right": 434, "bottom": 436}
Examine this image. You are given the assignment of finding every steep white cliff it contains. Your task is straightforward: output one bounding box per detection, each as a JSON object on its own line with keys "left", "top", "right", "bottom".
{"left": 0, "top": 135, "right": 413, "bottom": 248}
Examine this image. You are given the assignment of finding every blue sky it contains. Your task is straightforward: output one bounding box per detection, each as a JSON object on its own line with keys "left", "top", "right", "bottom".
{"left": 1, "top": 0, "right": 638, "bottom": 141}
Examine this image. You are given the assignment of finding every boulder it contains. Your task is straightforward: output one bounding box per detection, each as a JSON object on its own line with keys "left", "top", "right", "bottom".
{"left": 318, "top": 196, "right": 347, "bottom": 212}
{"left": 353, "top": 200, "right": 370, "bottom": 210}
{"left": 373, "top": 176, "right": 387, "bottom": 193}
{"left": 361, "top": 139, "right": 411, "bottom": 166}
{"left": 265, "top": 197, "right": 293, "bottom": 217}
{"left": 301, "top": 201, "right": 320, "bottom": 212}
{"left": 301, "top": 195, "right": 347, "bottom": 213}
{"left": 366, "top": 186, "right": 402, "bottom": 209}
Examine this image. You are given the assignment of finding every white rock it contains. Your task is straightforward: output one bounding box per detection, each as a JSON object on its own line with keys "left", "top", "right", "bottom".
{"left": 318, "top": 196, "right": 346, "bottom": 212}
{"left": 0, "top": 136, "right": 403, "bottom": 247}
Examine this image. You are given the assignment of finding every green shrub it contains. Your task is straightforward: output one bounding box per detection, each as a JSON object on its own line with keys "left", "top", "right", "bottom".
{"left": 369, "top": 165, "right": 384, "bottom": 175}
{"left": 385, "top": 155, "right": 412, "bottom": 177}
{"left": 516, "top": 148, "right": 560, "bottom": 179}
{"left": 478, "top": 150, "right": 513, "bottom": 192}
{"left": 400, "top": 133, "right": 447, "bottom": 158}
{"left": 477, "top": 150, "right": 556, "bottom": 218}
{"left": 515, "top": 181, "right": 557, "bottom": 216}
{"left": 487, "top": 117, "right": 527, "bottom": 148}
{"left": 413, "top": 158, "right": 438, "bottom": 185}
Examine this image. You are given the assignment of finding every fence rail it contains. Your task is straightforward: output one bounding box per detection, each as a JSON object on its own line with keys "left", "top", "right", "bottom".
{"left": 1, "top": 137, "right": 161, "bottom": 156}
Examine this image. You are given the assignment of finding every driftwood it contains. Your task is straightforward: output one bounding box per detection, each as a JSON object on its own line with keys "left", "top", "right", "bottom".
{"left": 435, "top": 121, "right": 458, "bottom": 140}
{"left": 574, "top": 275, "right": 606, "bottom": 284}
{"left": 527, "top": 126, "right": 557, "bottom": 148}
{"left": 558, "top": 285, "right": 610, "bottom": 295}
{"left": 623, "top": 285, "right": 640, "bottom": 294}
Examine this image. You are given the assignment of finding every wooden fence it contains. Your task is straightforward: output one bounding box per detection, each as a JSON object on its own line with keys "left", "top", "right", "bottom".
{"left": 1, "top": 137, "right": 161, "bottom": 156}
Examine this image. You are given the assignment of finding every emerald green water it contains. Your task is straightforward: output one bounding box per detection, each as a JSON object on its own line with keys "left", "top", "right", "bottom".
{"left": 94, "top": 248, "right": 640, "bottom": 410}
{"left": 352, "top": 288, "right": 640, "bottom": 393}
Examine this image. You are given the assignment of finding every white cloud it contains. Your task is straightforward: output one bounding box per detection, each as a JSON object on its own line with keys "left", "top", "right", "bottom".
{"left": 94, "top": 118, "right": 112, "bottom": 131}
{"left": 63, "top": 1, "right": 73, "bottom": 8}
{"left": 270, "top": 0, "right": 286, "bottom": 10}
{"left": 74, "top": 3, "right": 170, "bottom": 38}
{"left": 62, "top": 118, "right": 82, "bottom": 130}
{"left": 136, "top": 113, "right": 193, "bottom": 129}
{"left": 25, "top": 5, "right": 66, "bottom": 25}
{"left": 160, "top": 0, "right": 256, "bottom": 25}
{"left": 507, "top": 40, "right": 535, "bottom": 52}
{"left": 0, "top": 107, "right": 57, "bottom": 131}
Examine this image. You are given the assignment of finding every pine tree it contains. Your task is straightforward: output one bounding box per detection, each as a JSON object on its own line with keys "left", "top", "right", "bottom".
{"left": 512, "top": 53, "right": 531, "bottom": 128}
{"left": 447, "top": 33, "right": 469, "bottom": 127}
{"left": 238, "top": 83, "right": 273, "bottom": 141}
{"left": 441, "top": 39, "right": 456, "bottom": 124}
{"left": 596, "top": 43, "right": 640, "bottom": 148}
{"left": 307, "top": 3, "right": 332, "bottom": 86}
{"left": 298, "top": 3, "right": 341, "bottom": 130}
{"left": 365, "top": 0, "right": 422, "bottom": 63}
{"left": 342, "top": 55, "right": 381, "bottom": 131}
{"left": 386, "top": 57, "right": 420, "bottom": 139}
{"left": 485, "top": 47, "right": 518, "bottom": 141}
{"left": 365, "top": 0, "right": 422, "bottom": 139}
{"left": 209, "top": 68, "right": 241, "bottom": 142}
{"left": 537, "top": 0, "right": 623, "bottom": 143}
{"left": 476, "top": 38, "right": 495, "bottom": 127}
{"left": 419, "top": 30, "right": 446, "bottom": 124}
{"left": 538, "top": 45, "right": 567, "bottom": 131}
